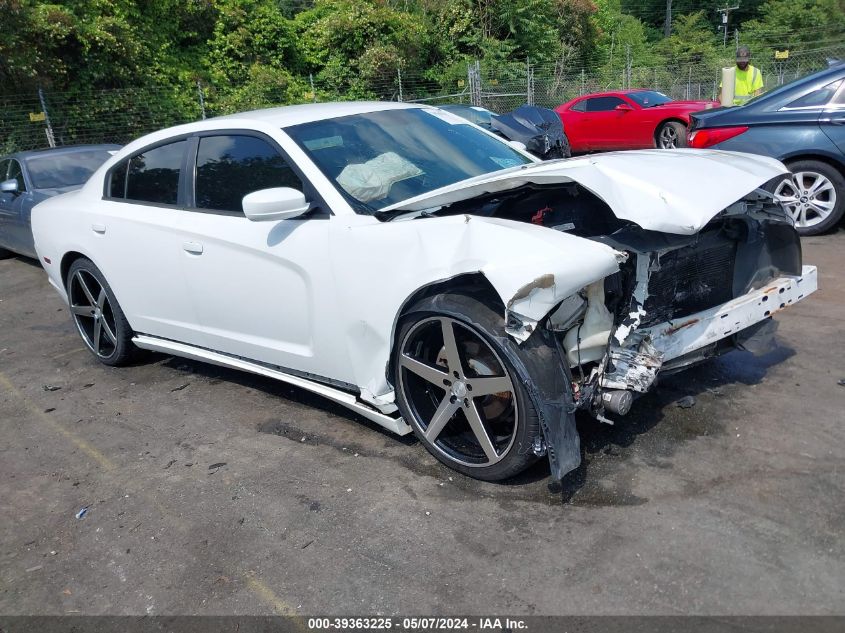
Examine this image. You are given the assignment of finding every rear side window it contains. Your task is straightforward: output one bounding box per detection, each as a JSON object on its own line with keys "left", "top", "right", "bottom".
{"left": 122, "top": 140, "right": 186, "bottom": 205}
{"left": 570, "top": 100, "right": 587, "bottom": 112}
{"left": 785, "top": 79, "right": 843, "bottom": 109}
{"left": 194, "top": 135, "right": 302, "bottom": 213}
{"left": 586, "top": 96, "right": 625, "bottom": 112}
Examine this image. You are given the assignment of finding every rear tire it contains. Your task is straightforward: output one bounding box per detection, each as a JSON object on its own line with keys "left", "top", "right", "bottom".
{"left": 66, "top": 258, "right": 138, "bottom": 366}
{"left": 392, "top": 292, "right": 542, "bottom": 481}
{"left": 657, "top": 121, "right": 687, "bottom": 149}
{"left": 775, "top": 160, "right": 844, "bottom": 236}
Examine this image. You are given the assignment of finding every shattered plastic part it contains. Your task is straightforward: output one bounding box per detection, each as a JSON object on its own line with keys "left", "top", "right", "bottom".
{"left": 601, "top": 338, "right": 664, "bottom": 393}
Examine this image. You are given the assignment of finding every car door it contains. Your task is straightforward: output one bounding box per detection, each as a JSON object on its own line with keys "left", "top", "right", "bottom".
{"left": 177, "top": 131, "right": 341, "bottom": 378}
{"left": 819, "top": 79, "right": 845, "bottom": 154}
{"left": 0, "top": 158, "right": 30, "bottom": 255}
{"left": 94, "top": 138, "right": 201, "bottom": 344}
{"left": 0, "top": 159, "right": 11, "bottom": 250}
{"left": 558, "top": 99, "right": 591, "bottom": 151}
{"left": 582, "top": 96, "right": 628, "bottom": 149}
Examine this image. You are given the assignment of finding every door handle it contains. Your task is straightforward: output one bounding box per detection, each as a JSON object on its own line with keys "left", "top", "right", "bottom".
{"left": 182, "top": 241, "right": 203, "bottom": 254}
{"left": 91, "top": 223, "right": 106, "bottom": 234}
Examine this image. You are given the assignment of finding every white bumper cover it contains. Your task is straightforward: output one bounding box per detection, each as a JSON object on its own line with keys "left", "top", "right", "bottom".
{"left": 644, "top": 265, "right": 817, "bottom": 361}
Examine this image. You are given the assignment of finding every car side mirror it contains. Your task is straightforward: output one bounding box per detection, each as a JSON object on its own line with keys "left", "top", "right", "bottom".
{"left": 615, "top": 103, "right": 633, "bottom": 112}
{"left": 507, "top": 140, "right": 528, "bottom": 152}
{"left": 242, "top": 187, "right": 310, "bottom": 222}
{"left": 0, "top": 179, "right": 19, "bottom": 194}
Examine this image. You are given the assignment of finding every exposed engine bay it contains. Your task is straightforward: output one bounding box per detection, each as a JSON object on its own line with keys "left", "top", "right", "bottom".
{"left": 433, "top": 180, "right": 807, "bottom": 426}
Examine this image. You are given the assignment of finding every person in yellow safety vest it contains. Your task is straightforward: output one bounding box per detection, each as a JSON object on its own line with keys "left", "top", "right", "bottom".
{"left": 720, "top": 45, "right": 765, "bottom": 106}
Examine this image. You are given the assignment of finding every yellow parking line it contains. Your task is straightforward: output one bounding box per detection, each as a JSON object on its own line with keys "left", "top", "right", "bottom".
{"left": 0, "top": 371, "right": 115, "bottom": 471}
{"left": 243, "top": 572, "right": 299, "bottom": 616}
{"left": 52, "top": 347, "right": 87, "bottom": 359}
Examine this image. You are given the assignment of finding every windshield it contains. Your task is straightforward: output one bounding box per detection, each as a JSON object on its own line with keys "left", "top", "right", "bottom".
{"left": 27, "top": 149, "right": 115, "bottom": 189}
{"left": 285, "top": 108, "right": 532, "bottom": 212}
{"left": 626, "top": 91, "right": 673, "bottom": 107}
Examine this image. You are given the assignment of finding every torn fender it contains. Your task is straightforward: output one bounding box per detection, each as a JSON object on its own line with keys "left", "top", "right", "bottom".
{"left": 472, "top": 217, "right": 624, "bottom": 340}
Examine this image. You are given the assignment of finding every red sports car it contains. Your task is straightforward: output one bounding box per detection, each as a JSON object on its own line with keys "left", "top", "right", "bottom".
{"left": 555, "top": 90, "right": 719, "bottom": 152}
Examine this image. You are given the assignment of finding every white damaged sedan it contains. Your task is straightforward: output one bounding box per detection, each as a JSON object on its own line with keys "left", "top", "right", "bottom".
{"left": 32, "top": 102, "right": 817, "bottom": 482}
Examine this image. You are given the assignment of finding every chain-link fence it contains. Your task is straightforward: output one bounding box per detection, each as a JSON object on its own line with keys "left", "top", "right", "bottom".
{"left": 3, "top": 43, "right": 843, "bottom": 154}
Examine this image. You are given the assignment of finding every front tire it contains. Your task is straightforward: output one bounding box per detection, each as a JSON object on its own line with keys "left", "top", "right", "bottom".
{"left": 393, "top": 293, "right": 542, "bottom": 481}
{"left": 657, "top": 121, "right": 687, "bottom": 149}
{"left": 774, "top": 160, "right": 844, "bottom": 236}
{"left": 66, "top": 258, "right": 138, "bottom": 366}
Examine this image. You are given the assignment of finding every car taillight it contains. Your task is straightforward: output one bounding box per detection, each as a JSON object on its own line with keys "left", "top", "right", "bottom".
{"left": 688, "top": 126, "right": 749, "bottom": 148}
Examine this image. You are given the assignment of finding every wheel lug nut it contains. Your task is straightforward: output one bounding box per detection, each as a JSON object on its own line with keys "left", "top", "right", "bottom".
{"left": 463, "top": 398, "right": 469, "bottom": 407}
{"left": 466, "top": 384, "right": 472, "bottom": 391}
{"left": 453, "top": 371, "right": 459, "bottom": 378}
{"left": 443, "top": 379, "right": 451, "bottom": 386}
{"left": 449, "top": 395, "right": 457, "bottom": 404}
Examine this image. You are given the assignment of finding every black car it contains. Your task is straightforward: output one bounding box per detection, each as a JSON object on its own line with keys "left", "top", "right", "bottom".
{"left": 0, "top": 144, "right": 120, "bottom": 258}
{"left": 439, "top": 104, "right": 571, "bottom": 159}
{"left": 688, "top": 63, "right": 845, "bottom": 235}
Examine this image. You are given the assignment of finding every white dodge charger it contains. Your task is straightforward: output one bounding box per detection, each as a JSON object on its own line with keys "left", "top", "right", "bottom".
{"left": 31, "top": 102, "right": 817, "bottom": 482}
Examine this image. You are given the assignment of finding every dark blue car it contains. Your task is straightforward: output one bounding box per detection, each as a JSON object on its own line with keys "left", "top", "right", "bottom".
{"left": 0, "top": 144, "right": 120, "bottom": 258}
{"left": 689, "top": 63, "right": 845, "bottom": 235}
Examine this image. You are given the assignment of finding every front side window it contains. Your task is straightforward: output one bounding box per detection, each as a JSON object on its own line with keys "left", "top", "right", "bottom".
{"left": 195, "top": 135, "right": 302, "bottom": 213}
{"left": 585, "top": 97, "right": 626, "bottom": 112}
{"left": 125, "top": 140, "right": 186, "bottom": 205}
{"left": 7, "top": 159, "right": 26, "bottom": 192}
{"left": 285, "top": 108, "right": 532, "bottom": 212}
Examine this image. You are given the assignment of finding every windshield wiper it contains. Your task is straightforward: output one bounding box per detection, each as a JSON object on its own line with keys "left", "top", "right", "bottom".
{"left": 375, "top": 207, "right": 422, "bottom": 222}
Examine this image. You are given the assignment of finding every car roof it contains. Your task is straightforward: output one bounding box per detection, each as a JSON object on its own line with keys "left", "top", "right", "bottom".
{"left": 113, "top": 101, "right": 429, "bottom": 158}
{"left": 213, "top": 101, "right": 424, "bottom": 128}
{"left": 2, "top": 144, "right": 122, "bottom": 162}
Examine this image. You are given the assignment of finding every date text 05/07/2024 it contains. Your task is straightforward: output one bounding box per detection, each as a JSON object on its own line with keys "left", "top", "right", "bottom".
{"left": 307, "top": 617, "right": 528, "bottom": 630}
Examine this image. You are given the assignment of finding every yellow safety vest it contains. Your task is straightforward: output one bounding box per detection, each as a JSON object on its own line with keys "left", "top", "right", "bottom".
{"left": 734, "top": 65, "right": 764, "bottom": 105}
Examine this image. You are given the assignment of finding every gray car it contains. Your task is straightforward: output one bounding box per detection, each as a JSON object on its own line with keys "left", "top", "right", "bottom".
{"left": 0, "top": 144, "right": 120, "bottom": 258}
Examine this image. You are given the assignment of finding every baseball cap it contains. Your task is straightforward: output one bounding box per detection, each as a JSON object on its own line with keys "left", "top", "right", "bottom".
{"left": 736, "top": 46, "right": 751, "bottom": 62}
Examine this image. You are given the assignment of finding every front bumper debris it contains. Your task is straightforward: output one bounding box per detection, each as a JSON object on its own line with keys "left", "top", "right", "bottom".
{"left": 641, "top": 265, "right": 817, "bottom": 362}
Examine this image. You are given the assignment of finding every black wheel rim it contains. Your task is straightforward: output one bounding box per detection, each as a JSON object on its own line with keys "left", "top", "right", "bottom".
{"left": 398, "top": 316, "right": 519, "bottom": 467}
{"left": 69, "top": 270, "right": 118, "bottom": 359}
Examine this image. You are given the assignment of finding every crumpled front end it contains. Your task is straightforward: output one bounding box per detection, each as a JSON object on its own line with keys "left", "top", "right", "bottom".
{"left": 549, "top": 188, "right": 817, "bottom": 431}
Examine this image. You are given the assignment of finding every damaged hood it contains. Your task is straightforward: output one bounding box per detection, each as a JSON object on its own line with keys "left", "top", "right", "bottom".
{"left": 384, "top": 149, "right": 789, "bottom": 235}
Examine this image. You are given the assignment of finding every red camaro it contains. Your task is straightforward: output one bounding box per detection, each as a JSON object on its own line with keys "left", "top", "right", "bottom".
{"left": 555, "top": 90, "right": 719, "bottom": 152}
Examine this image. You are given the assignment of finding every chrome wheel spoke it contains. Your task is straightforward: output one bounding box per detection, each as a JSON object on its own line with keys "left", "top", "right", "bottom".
{"left": 100, "top": 317, "right": 117, "bottom": 345}
{"left": 424, "top": 396, "right": 460, "bottom": 442}
{"left": 440, "top": 318, "right": 463, "bottom": 376}
{"left": 97, "top": 287, "right": 107, "bottom": 310}
{"left": 75, "top": 271, "right": 97, "bottom": 306}
{"left": 93, "top": 320, "right": 102, "bottom": 354}
{"left": 470, "top": 375, "right": 513, "bottom": 396}
{"left": 70, "top": 305, "right": 93, "bottom": 317}
{"left": 465, "top": 401, "right": 498, "bottom": 463}
{"left": 400, "top": 355, "right": 449, "bottom": 387}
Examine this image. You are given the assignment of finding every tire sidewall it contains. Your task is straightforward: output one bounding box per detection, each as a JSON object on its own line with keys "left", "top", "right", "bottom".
{"left": 392, "top": 293, "right": 541, "bottom": 481}
{"left": 66, "top": 258, "right": 134, "bottom": 366}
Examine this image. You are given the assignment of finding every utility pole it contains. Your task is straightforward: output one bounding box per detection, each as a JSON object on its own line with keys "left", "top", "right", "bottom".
{"left": 716, "top": 5, "right": 740, "bottom": 48}
{"left": 664, "top": 0, "right": 673, "bottom": 38}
